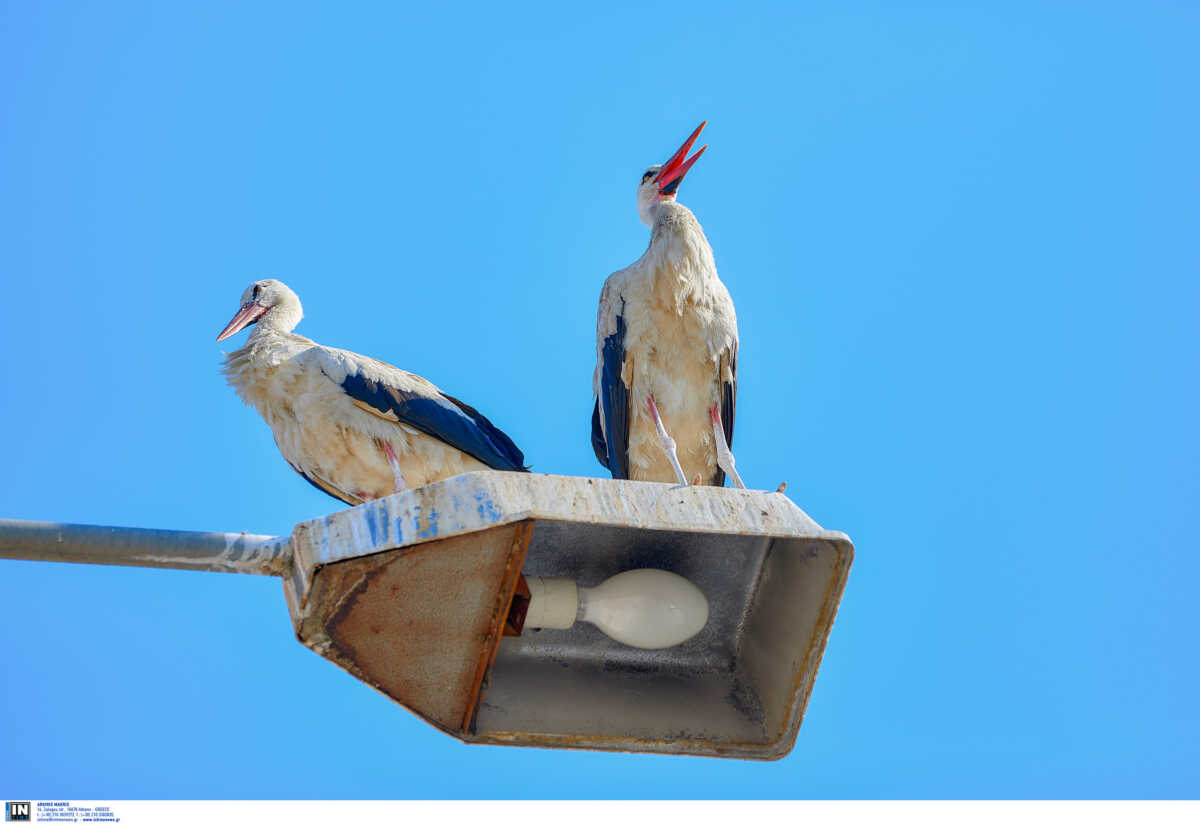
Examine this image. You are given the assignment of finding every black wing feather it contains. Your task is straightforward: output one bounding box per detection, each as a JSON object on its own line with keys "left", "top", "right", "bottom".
{"left": 286, "top": 460, "right": 360, "bottom": 506}
{"left": 711, "top": 342, "right": 738, "bottom": 487}
{"left": 591, "top": 400, "right": 609, "bottom": 470}
{"left": 596, "top": 305, "right": 631, "bottom": 479}
{"left": 338, "top": 371, "right": 528, "bottom": 472}
{"left": 441, "top": 393, "right": 529, "bottom": 472}
{"left": 723, "top": 340, "right": 737, "bottom": 452}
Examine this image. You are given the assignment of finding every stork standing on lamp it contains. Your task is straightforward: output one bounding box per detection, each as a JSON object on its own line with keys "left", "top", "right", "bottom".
{"left": 217, "top": 279, "right": 528, "bottom": 505}
{"left": 591, "top": 122, "right": 745, "bottom": 489}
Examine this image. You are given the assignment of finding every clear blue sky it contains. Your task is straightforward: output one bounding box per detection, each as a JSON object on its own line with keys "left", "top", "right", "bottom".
{"left": 1, "top": 0, "right": 1197, "bottom": 799}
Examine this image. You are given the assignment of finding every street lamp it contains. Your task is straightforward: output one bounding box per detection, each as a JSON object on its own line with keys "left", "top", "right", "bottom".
{"left": 0, "top": 471, "right": 853, "bottom": 761}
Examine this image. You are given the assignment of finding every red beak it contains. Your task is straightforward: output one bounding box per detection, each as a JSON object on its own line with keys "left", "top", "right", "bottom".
{"left": 656, "top": 121, "right": 708, "bottom": 196}
{"left": 216, "top": 302, "right": 270, "bottom": 342}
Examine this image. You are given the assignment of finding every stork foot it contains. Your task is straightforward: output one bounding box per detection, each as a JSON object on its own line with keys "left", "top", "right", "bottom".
{"left": 377, "top": 439, "right": 409, "bottom": 494}
{"left": 710, "top": 404, "right": 746, "bottom": 490}
{"left": 648, "top": 395, "right": 689, "bottom": 486}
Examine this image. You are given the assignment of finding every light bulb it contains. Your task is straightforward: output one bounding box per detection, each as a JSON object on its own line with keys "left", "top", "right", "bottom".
{"left": 523, "top": 569, "right": 709, "bottom": 649}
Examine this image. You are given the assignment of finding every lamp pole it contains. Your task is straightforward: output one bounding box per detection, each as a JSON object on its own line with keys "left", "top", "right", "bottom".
{"left": 0, "top": 519, "right": 289, "bottom": 576}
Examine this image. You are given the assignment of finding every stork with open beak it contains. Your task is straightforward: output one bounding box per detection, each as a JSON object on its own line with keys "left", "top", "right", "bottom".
{"left": 217, "top": 279, "right": 528, "bottom": 505}
{"left": 591, "top": 121, "right": 745, "bottom": 488}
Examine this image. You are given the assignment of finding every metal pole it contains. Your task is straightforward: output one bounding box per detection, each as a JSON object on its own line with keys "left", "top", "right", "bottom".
{"left": 0, "top": 519, "right": 290, "bottom": 576}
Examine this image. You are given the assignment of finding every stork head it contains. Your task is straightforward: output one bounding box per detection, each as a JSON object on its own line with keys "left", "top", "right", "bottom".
{"left": 215, "top": 278, "right": 304, "bottom": 342}
{"left": 636, "top": 121, "right": 708, "bottom": 226}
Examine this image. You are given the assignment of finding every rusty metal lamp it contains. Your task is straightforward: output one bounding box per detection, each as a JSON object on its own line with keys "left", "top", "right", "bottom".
{"left": 0, "top": 472, "right": 853, "bottom": 761}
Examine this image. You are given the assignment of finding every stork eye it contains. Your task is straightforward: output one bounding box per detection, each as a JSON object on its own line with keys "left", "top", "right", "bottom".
{"left": 641, "top": 171, "right": 655, "bottom": 183}
{"left": 251, "top": 284, "right": 262, "bottom": 299}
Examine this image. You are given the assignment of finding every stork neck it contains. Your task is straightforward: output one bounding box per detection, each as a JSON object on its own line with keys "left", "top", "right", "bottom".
{"left": 649, "top": 197, "right": 687, "bottom": 224}
{"left": 645, "top": 199, "right": 713, "bottom": 273}
{"left": 250, "top": 299, "right": 303, "bottom": 338}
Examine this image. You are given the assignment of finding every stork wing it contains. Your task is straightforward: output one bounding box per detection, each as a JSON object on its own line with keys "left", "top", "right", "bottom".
{"left": 306, "top": 347, "right": 528, "bottom": 472}
{"left": 286, "top": 459, "right": 363, "bottom": 506}
{"left": 590, "top": 401, "right": 608, "bottom": 469}
{"left": 593, "top": 285, "right": 631, "bottom": 479}
{"left": 714, "top": 340, "right": 737, "bottom": 487}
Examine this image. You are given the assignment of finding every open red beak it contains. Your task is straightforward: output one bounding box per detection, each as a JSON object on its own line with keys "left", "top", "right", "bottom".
{"left": 216, "top": 302, "right": 270, "bottom": 342}
{"left": 656, "top": 121, "right": 708, "bottom": 196}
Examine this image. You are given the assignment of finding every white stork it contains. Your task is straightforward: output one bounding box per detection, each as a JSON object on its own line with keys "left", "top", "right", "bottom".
{"left": 591, "top": 121, "right": 745, "bottom": 489}
{"left": 217, "top": 279, "right": 527, "bottom": 505}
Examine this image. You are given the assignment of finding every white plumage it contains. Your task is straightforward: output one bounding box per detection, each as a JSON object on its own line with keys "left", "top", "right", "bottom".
{"left": 218, "top": 279, "right": 527, "bottom": 505}
{"left": 592, "top": 122, "right": 744, "bottom": 488}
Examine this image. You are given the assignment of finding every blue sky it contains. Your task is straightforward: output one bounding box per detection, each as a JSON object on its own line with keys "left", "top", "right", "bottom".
{"left": 1, "top": 0, "right": 1197, "bottom": 799}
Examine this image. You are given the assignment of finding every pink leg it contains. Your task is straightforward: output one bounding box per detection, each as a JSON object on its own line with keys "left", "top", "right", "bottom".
{"left": 647, "top": 394, "right": 688, "bottom": 486}
{"left": 377, "top": 439, "right": 409, "bottom": 494}
{"left": 710, "top": 404, "right": 746, "bottom": 489}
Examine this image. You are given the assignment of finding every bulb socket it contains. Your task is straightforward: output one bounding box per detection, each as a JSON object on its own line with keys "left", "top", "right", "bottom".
{"left": 523, "top": 576, "right": 578, "bottom": 630}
